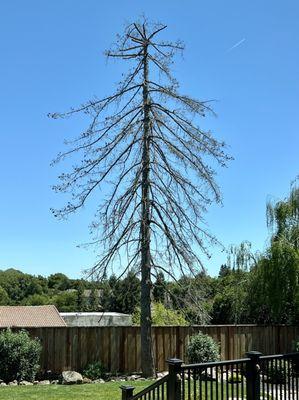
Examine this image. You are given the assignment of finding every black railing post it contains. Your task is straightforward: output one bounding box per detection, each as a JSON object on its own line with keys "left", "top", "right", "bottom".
{"left": 293, "top": 352, "right": 299, "bottom": 375}
{"left": 167, "top": 358, "right": 183, "bottom": 400}
{"left": 246, "top": 351, "right": 262, "bottom": 400}
{"left": 120, "top": 385, "right": 135, "bottom": 400}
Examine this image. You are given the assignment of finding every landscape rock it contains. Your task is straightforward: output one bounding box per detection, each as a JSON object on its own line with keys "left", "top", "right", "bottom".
{"left": 62, "top": 371, "right": 83, "bottom": 385}
{"left": 37, "top": 380, "right": 51, "bottom": 385}
{"left": 82, "top": 377, "right": 92, "bottom": 384}
{"left": 156, "top": 371, "right": 168, "bottom": 379}
{"left": 0, "top": 383, "right": 7, "bottom": 387}
{"left": 19, "top": 380, "right": 33, "bottom": 386}
{"left": 127, "top": 374, "right": 141, "bottom": 381}
{"left": 92, "top": 378, "right": 105, "bottom": 383}
{"left": 8, "top": 380, "right": 18, "bottom": 386}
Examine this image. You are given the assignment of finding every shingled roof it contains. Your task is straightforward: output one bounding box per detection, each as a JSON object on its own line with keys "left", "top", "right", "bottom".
{"left": 0, "top": 305, "right": 66, "bottom": 327}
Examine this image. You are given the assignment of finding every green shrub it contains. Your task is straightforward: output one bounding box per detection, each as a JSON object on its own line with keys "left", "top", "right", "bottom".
{"left": 0, "top": 329, "right": 42, "bottom": 382}
{"left": 186, "top": 332, "right": 220, "bottom": 363}
{"left": 293, "top": 340, "right": 299, "bottom": 352}
{"left": 83, "top": 361, "right": 106, "bottom": 380}
{"left": 132, "top": 302, "right": 188, "bottom": 326}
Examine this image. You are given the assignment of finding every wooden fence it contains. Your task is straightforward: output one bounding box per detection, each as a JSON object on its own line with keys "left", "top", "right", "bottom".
{"left": 12, "top": 325, "right": 299, "bottom": 373}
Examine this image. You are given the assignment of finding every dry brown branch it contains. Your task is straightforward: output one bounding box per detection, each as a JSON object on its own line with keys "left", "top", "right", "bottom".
{"left": 50, "top": 19, "right": 231, "bottom": 377}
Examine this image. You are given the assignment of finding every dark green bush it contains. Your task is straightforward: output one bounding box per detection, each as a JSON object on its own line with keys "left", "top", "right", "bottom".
{"left": 186, "top": 332, "right": 220, "bottom": 363}
{"left": 83, "top": 361, "right": 106, "bottom": 380}
{"left": 293, "top": 340, "right": 299, "bottom": 352}
{"left": 0, "top": 329, "right": 42, "bottom": 382}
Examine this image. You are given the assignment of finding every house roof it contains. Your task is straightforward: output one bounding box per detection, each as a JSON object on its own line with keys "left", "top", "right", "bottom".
{"left": 0, "top": 305, "right": 67, "bottom": 327}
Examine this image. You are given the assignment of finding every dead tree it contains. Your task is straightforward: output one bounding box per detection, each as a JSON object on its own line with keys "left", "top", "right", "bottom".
{"left": 50, "top": 20, "right": 231, "bottom": 377}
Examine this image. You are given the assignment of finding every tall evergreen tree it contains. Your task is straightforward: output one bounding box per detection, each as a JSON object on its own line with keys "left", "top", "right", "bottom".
{"left": 153, "top": 272, "right": 166, "bottom": 303}
{"left": 89, "top": 287, "right": 99, "bottom": 311}
{"left": 77, "top": 280, "right": 88, "bottom": 311}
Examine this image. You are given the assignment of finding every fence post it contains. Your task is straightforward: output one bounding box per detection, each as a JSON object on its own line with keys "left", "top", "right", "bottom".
{"left": 246, "top": 351, "right": 262, "bottom": 400}
{"left": 120, "top": 385, "right": 135, "bottom": 400}
{"left": 167, "top": 358, "right": 183, "bottom": 400}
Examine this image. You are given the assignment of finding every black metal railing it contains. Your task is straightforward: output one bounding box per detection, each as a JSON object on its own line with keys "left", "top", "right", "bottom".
{"left": 121, "top": 375, "right": 168, "bottom": 400}
{"left": 260, "top": 352, "right": 299, "bottom": 400}
{"left": 120, "top": 351, "right": 299, "bottom": 400}
{"left": 180, "top": 357, "right": 248, "bottom": 400}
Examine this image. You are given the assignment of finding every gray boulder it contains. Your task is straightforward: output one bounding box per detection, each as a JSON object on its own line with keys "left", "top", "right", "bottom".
{"left": 62, "top": 371, "right": 83, "bottom": 385}
{"left": 19, "top": 381, "right": 33, "bottom": 386}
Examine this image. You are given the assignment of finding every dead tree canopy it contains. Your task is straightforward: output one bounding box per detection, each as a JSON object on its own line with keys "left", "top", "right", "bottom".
{"left": 50, "top": 21, "right": 230, "bottom": 279}
{"left": 50, "top": 20, "right": 231, "bottom": 376}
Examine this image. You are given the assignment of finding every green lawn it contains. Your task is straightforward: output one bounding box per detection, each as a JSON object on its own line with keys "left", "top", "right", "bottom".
{"left": 0, "top": 381, "right": 152, "bottom": 400}
{"left": 0, "top": 380, "right": 274, "bottom": 400}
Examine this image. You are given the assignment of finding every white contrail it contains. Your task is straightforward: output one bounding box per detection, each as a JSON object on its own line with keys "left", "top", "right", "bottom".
{"left": 226, "top": 38, "right": 246, "bottom": 52}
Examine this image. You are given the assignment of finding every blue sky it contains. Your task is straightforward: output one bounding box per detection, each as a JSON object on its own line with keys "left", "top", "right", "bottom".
{"left": 0, "top": 1, "right": 298, "bottom": 278}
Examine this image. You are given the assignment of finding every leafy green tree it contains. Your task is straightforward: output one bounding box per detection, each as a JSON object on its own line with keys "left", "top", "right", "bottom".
{"left": 246, "top": 180, "right": 299, "bottom": 323}
{"left": 21, "top": 294, "right": 51, "bottom": 306}
{"left": 211, "top": 269, "right": 249, "bottom": 323}
{"left": 267, "top": 182, "right": 299, "bottom": 249}
{"left": 52, "top": 291, "right": 77, "bottom": 312}
{"left": 0, "top": 269, "right": 43, "bottom": 303}
{"left": 0, "top": 286, "right": 10, "bottom": 305}
{"left": 227, "top": 241, "right": 258, "bottom": 271}
{"left": 133, "top": 302, "right": 188, "bottom": 326}
{"left": 48, "top": 273, "right": 71, "bottom": 291}
{"left": 249, "top": 242, "right": 299, "bottom": 323}
{"left": 36, "top": 275, "right": 49, "bottom": 294}
{"left": 100, "top": 272, "right": 140, "bottom": 314}
{"left": 218, "top": 264, "right": 231, "bottom": 278}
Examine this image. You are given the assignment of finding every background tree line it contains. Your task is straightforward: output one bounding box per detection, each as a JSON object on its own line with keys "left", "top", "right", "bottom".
{"left": 0, "top": 180, "right": 297, "bottom": 324}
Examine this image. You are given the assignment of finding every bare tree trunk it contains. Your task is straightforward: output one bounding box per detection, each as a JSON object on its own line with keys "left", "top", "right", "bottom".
{"left": 140, "top": 43, "right": 155, "bottom": 378}
{"left": 51, "top": 20, "right": 231, "bottom": 377}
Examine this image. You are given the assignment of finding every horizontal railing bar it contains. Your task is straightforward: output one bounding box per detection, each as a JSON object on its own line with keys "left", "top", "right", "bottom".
{"left": 130, "top": 375, "right": 168, "bottom": 400}
{"left": 183, "top": 351, "right": 299, "bottom": 370}
{"left": 182, "top": 358, "right": 250, "bottom": 369}
{"left": 260, "top": 351, "right": 299, "bottom": 360}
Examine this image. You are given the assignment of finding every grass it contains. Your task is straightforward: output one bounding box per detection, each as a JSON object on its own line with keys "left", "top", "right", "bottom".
{"left": 0, "top": 380, "right": 153, "bottom": 400}
{"left": 0, "top": 379, "right": 275, "bottom": 400}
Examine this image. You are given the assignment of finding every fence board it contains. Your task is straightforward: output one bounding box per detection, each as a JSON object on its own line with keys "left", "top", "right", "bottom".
{"left": 6, "top": 325, "right": 299, "bottom": 374}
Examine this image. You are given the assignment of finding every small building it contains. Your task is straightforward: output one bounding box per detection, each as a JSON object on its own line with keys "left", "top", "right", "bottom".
{"left": 60, "top": 312, "right": 132, "bottom": 327}
{"left": 0, "top": 305, "right": 66, "bottom": 328}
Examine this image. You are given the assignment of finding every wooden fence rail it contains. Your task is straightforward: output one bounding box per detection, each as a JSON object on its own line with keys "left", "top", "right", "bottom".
{"left": 7, "top": 325, "right": 299, "bottom": 373}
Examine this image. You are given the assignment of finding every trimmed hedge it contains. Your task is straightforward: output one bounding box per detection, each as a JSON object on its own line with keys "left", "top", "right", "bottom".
{"left": 186, "top": 331, "right": 220, "bottom": 363}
